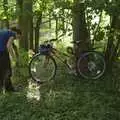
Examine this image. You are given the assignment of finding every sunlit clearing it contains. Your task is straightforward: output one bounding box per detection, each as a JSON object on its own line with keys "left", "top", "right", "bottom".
{"left": 27, "top": 80, "right": 41, "bottom": 101}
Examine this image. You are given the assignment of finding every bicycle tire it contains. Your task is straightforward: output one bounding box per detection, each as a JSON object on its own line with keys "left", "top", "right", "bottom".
{"left": 77, "top": 51, "right": 106, "bottom": 79}
{"left": 29, "top": 53, "right": 57, "bottom": 83}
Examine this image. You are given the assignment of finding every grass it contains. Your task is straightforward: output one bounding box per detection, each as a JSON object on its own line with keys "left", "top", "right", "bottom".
{"left": 0, "top": 63, "right": 120, "bottom": 120}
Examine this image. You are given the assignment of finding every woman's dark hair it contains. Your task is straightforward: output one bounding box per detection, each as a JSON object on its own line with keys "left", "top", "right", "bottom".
{"left": 10, "top": 27, "right": 22, "bottom": 35}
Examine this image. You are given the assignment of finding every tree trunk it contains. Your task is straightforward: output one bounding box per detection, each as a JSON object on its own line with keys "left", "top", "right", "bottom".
{"left": 17, "top": 0, "right": 33, "bottom": 51}
{"left": 55, "top": 17, "right": 58, "bottom": 39}
{"left": 16, "top": 0, "right": 23, "bottom": 28}
{"left": 72, "top": 1, "right": 89, "bottom": 71}
{"left": 35, "top": 13, "right": 42, "bottom": 53}
{"left": 16, "top": 0, "right": 24, "bottom": 48}
{"left": 29, "top": 18, "right": 34, "bottom": 50}
{"left": 105, "top": 15, "right": 120, "bottom": 71}
{"left": 49, "top": 12, "right": 51, "bottom": 29}
{"left": 27, "top": 0, "right": 33, "bottom": 50}
{"left": 62, "top": 8, "right": 65, "bottom": 33}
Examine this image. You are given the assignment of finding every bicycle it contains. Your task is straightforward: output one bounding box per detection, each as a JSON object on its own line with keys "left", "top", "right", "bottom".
{"left": 29, "top": 39, "right": 106, "bottom": 83}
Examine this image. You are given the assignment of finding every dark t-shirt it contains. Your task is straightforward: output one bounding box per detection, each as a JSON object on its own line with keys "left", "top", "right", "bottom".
{"left": 0, "top": 29, "right": 16, "bottom": 51}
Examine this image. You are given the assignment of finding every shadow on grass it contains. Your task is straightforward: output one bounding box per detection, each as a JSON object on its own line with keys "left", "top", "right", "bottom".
{"left": 0, "top": 65, "right": 120, "bottom": 120}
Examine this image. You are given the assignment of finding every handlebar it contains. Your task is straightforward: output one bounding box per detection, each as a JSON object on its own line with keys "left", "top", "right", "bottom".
{"left": 44, "top": 39, "right": 89, "bottom": 45}
{"left": 43, "top": 33, "right": 65, "bottom": 44}
{"left": 44, "top": 38, "right": 57, "bottom": 43}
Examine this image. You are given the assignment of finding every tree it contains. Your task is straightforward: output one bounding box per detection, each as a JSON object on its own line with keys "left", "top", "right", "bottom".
{"left": 17, "top": 0, "right": 33, "bottom": 51}
{"left": 72, "top": 0, "right": 89, "bottom": 71}
{"left": 104, "top": 0, "right": 120, "bottom": 70}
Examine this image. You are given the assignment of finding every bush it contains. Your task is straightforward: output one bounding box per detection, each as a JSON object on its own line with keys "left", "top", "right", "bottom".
{"left": 12, "top": 48, "right": 30, "bottom": 86}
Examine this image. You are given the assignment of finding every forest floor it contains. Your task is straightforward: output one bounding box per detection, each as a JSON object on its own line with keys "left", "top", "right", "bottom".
{"left": 0, "top": 63, "right": 120, "bottom": 120}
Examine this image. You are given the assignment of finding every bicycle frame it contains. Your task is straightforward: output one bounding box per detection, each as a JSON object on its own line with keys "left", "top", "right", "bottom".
{"left": 50, "top": 47, "right": 73, "bottom": 70}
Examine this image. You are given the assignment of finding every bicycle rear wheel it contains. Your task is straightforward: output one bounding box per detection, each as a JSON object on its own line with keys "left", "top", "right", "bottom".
{"left": 29, "top": 53, "right": 57, "bottom": 83}
{"left": 77, "top": 51, "right": 106, "bottom": 79}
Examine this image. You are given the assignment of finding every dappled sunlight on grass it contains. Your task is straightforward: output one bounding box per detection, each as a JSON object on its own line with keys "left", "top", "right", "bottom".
{"left": 26, "top": 80, "right": 41, "bottom": 101}
{"left": 0, "top": 63, "right": 120, "bottom": 119}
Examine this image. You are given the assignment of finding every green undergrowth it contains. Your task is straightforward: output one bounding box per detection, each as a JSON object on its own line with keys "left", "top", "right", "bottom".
{"left": 0, "top": 65, "right": 120, "bottom": 120}
{"left": 1, "top": 49, "right": 120, "bottom": 120}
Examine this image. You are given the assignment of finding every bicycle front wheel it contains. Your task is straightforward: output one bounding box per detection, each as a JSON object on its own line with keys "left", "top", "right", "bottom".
{"left": 29, "top": 53, "right": 57, "bottom": 83}
{"left": 77, "top": 51, "right": 106, "bottom": 79}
